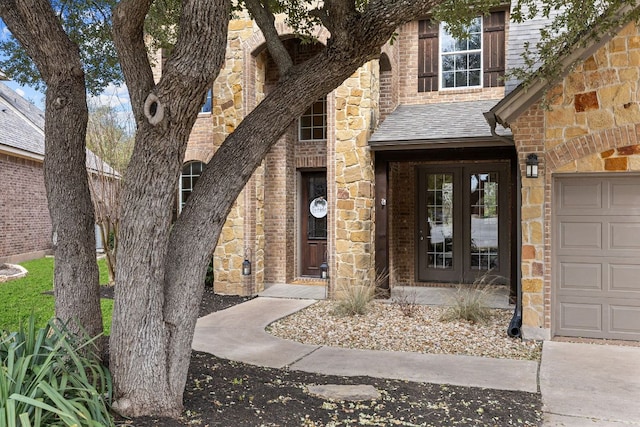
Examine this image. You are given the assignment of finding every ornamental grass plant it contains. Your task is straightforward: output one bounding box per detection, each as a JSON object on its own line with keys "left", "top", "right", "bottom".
{"left": 440, "top": 273, "right": 502, "bottom": 324}
{"left": 333, "top": 270, "right": 389, "bottom": 316}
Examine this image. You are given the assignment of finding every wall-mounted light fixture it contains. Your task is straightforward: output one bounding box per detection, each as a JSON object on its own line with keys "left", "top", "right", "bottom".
{"left": 242, "top": 248, "right": 251, "bottom": 276}
{"left": 526, "top": 153, "right": 539, "bottom": 179}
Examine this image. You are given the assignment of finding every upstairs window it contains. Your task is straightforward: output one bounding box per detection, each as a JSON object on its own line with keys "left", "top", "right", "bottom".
{"left": 200, "top": 89, "right": 212, "bottom": 114}
{"left": 418, "top": 11, "right": 505, "bottom": 92}
{"left": 441, "top": 18, "right": 482, "bottom": 89}
{"left": 299, "top": 97, "right": 326, "bottom": 141}
{"left": 179, "top": 161, "right": 204, "bottom": 212}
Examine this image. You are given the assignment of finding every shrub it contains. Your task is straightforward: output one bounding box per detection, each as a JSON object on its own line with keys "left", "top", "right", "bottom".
{"left": 440, "top": 273, "right": 501, "bottom": 324}
{"left": 392, "top": 288, "right": 420, "bottom": 318}
{"left": 333, "top": 270, "right": 388, "bottom": 316}
{"left": 0, "top": 317, "right": 113, "bottom": 426}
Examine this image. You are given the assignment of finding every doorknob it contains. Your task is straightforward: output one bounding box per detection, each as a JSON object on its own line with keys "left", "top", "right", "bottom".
{"left": 419, "top": 229, "right": 424, "bottom": 241}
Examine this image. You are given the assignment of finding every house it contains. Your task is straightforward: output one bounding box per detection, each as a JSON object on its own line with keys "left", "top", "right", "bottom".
{"left": 0, "top": 81, "right": 51, "bottom": 263}
{"left": 0, "top": 81, "right": 119, "bottom": 263}
{"left": 179, "top": 2, "right": 640, "bottom": 342}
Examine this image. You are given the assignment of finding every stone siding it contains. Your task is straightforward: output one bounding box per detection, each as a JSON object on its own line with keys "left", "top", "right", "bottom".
{"left": 512, "top": 21, "right": 640, "bottom": 338}
{"left": 333, "top": 64, "right": 377, "bottom": 295}
{"left": 0, "top": 154, "right": 52, "bottom": 262}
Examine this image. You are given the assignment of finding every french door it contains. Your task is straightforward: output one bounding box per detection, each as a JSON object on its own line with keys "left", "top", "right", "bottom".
{"left": 417, "top": 163, "right": 510, "bottom": 283}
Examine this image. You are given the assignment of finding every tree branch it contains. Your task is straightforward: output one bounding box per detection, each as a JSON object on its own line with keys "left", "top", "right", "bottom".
{"left": 112, "top": 0, "right": 155, "bottom": 121}
{"left": 245, "top": 0, "right": 293, "bottom": 77}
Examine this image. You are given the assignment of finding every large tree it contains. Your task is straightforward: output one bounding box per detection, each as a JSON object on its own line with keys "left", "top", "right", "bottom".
{"left": 1, "top": 0, "right": 638, "bottom": 419}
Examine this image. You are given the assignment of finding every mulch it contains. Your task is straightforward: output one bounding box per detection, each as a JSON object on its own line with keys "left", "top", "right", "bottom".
{"left": 102, "top": 286, "right": 542, "bottom": 426}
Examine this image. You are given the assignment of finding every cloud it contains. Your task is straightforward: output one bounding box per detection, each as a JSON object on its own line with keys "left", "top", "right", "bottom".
{"left": 15, "top": 88, "right": 25, "bottom": 97}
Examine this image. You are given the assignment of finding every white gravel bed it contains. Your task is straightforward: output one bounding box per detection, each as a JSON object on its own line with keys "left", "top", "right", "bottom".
{"left": 267, "top": 300, "right": 542, "bottom": 361}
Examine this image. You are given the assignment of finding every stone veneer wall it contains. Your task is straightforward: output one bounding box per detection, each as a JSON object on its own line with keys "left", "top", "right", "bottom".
{"left": 512, "top": 21, "right": 640, "bottom": 339}
{"left": 332, "top": 63, "right": 378, "bottom": 295}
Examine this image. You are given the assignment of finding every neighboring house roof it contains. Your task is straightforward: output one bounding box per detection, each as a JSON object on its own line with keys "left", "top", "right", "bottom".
{"left": 369, "top": 100, "right": 512, "bottom": 151}
{"left": 0, "top": 82, "right": 46, "bottom": 159}
{"left": 488, "top": 2, "right": 640, "bottom": 128}
{"left": 0, "top": 82, "right": 119, "bottom": 177}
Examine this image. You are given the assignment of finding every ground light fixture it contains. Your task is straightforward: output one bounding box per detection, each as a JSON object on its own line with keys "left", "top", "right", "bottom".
{"left": 320, "top": 260, "right": 328, "bottom": 279}
{"left": 526, "top": 153, "right": 539, "bottom": 178}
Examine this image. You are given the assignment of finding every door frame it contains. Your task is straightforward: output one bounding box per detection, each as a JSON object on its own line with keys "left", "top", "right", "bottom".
{"left": 416, "top": 161, "right": 511, "bottom": 284}
{"left": 299, "top": 169, "right": 328, "bottom": 277}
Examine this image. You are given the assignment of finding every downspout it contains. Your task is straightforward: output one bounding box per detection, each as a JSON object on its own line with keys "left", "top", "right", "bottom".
{"left": 484, "top": 112, "right": 522, "bottom": 338}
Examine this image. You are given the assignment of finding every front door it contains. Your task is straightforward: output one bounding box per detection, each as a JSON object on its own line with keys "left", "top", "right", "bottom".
{"left": 301, "top": 171, "right": 327, "bottom": 277}
{"left": 417, "top": 163, "right": 510, "bottom": 283}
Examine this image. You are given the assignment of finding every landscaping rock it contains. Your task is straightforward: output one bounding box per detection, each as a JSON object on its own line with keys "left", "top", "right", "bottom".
{"left": 306, "top": 384, "right": 381, "bottom": 401}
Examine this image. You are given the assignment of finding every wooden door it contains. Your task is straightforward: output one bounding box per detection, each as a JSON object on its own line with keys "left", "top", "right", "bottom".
{"left": 301, "top": 171, "right": 327, "bottom": 277}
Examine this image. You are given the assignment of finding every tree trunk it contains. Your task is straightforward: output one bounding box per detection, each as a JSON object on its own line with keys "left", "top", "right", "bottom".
{"left": 109, "top": 0, "right": 230, "bottom": 416}
{"left": 0, "top": 0, "right": 103, "bottom": 343}
{"left": 112, "top": 0, "right": 438, "bottom": 417}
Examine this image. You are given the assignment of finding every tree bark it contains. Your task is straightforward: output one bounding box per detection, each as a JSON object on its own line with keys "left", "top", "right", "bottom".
{"left": 162, "top": 0, "right": 440, "bottom": 414}
{"left": 109, "top": 0, "right": 230, "bottom": 417}
{"left": 0, "top": 0, "right": 103, "bottom": 342}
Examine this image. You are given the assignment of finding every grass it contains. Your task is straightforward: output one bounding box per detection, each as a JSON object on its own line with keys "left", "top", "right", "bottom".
{"left": 440, "top": 273, "right": 502, "bottom": 324}
{"left": 0, "top": 257, "right": 113, "bottom": 334}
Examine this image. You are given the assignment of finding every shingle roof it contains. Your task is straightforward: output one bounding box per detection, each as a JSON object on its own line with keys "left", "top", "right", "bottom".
{"left": 0, "top": 82, "right": 45, "bottom": 157}
{"left": 0, "top": 82, "right": 119, "bottom": 177}
{"left": 369, "top": 100, "right": 511, "bottom": 148}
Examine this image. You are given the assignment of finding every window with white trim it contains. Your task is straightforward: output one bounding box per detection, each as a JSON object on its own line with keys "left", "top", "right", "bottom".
{"left": 418, "top": 12, "right": 505, "bottom": 92}
{"left": 200, "top": 89, "right": 212, "bottom": 114}
{"left": 179, "top": 161, "right": 204, "bottom": 212}
{"left": 440, "top": 17, "right": 482, "bottom": 89}
{"left": 299, "top": 97, "right": 326, "bottom": 141}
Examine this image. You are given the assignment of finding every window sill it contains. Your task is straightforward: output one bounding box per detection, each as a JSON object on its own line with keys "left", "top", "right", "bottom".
{"left": 438, "top": 87, "right": 484, "bottom": 95}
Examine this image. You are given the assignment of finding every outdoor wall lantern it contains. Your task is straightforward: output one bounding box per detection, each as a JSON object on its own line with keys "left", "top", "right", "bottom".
{"left": 242, "top": 248, "right": 251, "bottom": 276}
{"left": 526, "top": 153, "right": 539, "bottom": 178}
{"left": 320, "top": 260, "right": 329, "bottom": 279}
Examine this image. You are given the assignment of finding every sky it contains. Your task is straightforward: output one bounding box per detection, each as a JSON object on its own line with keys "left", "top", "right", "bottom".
{"left": 4, "top": 79, "right": 134, "bottom": 128}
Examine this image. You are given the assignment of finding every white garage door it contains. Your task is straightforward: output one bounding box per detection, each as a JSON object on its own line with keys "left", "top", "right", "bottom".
{"left": 554, "top": 175, "right": 640, "bottom": 341}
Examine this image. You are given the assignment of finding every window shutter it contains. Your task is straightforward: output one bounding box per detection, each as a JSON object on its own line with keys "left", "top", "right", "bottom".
{"left": 483, "top": 11, "right": 506, "bottom": 87}
{"left": 418, "top": 19, "right": 439, "bottom": 92}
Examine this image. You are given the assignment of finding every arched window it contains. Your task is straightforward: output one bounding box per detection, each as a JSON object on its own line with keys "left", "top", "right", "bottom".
{"left": 179, "top": 161, "right": 205, "bottom": 212}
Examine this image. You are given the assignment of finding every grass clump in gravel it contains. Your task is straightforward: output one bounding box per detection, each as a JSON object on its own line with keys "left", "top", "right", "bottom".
{"left": 333, "top": 271, "right": 388, "bottom": 316}
{"left": 440, "top": 274, "right": 501, "bottom": 324}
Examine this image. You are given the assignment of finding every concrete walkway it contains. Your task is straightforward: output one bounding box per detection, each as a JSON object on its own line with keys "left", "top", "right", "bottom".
{"left": 192, "top": 297, "right": 640, "bottom": 426}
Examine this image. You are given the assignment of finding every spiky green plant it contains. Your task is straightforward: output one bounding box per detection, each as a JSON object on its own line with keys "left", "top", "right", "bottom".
{"left": 0, "top": 316, "right": 113, "bottom": 426}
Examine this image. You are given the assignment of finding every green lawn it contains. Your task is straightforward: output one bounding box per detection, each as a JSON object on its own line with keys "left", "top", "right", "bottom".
{"left": 0, "top": 257, "right": 113, "bottom": 334}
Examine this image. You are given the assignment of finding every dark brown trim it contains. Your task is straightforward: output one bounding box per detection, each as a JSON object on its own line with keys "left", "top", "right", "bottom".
{"left": 374, "top": 155, "right": 390, "bottom": 295}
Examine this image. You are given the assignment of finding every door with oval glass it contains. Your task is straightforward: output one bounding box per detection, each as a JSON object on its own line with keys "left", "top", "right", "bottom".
{"left": 301, "top": 171, "right": 327, "bottom": 277}
{"left": 417, "top": 163, "right": 510, "bottom": 283}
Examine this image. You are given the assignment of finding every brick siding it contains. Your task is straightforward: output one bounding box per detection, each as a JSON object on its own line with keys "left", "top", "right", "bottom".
{"left": 0, "top": 154, "right": 52, "bottom": 262}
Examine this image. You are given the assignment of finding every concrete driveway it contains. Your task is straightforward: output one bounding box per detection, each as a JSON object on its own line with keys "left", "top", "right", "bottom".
{"left": 541, "top": 341, "right": 640, "bottom": 426}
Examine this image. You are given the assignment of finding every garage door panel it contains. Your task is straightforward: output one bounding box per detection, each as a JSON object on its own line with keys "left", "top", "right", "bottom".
{"left": 559, "top": 262, "right": 601, "bottom": 291}
{"left": 610, "top": 304, "right": 640, "bottom": 336}
{"left": 558, "top": 301, "right": 602, "bottom": 332}
{"left": 610, "top": 182, "right": 640, "bottom": 214}
{"left": 610, "top": 263, "right": 640, "bottom": 293}
{"left": 610, "top": 222, "right": 640, "bottom": 250}
{"left": 558, "top": 221, "right": 602, "bottom": 250}
{"left": 557, "top": 181, "right": 602, "bottom": 213}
